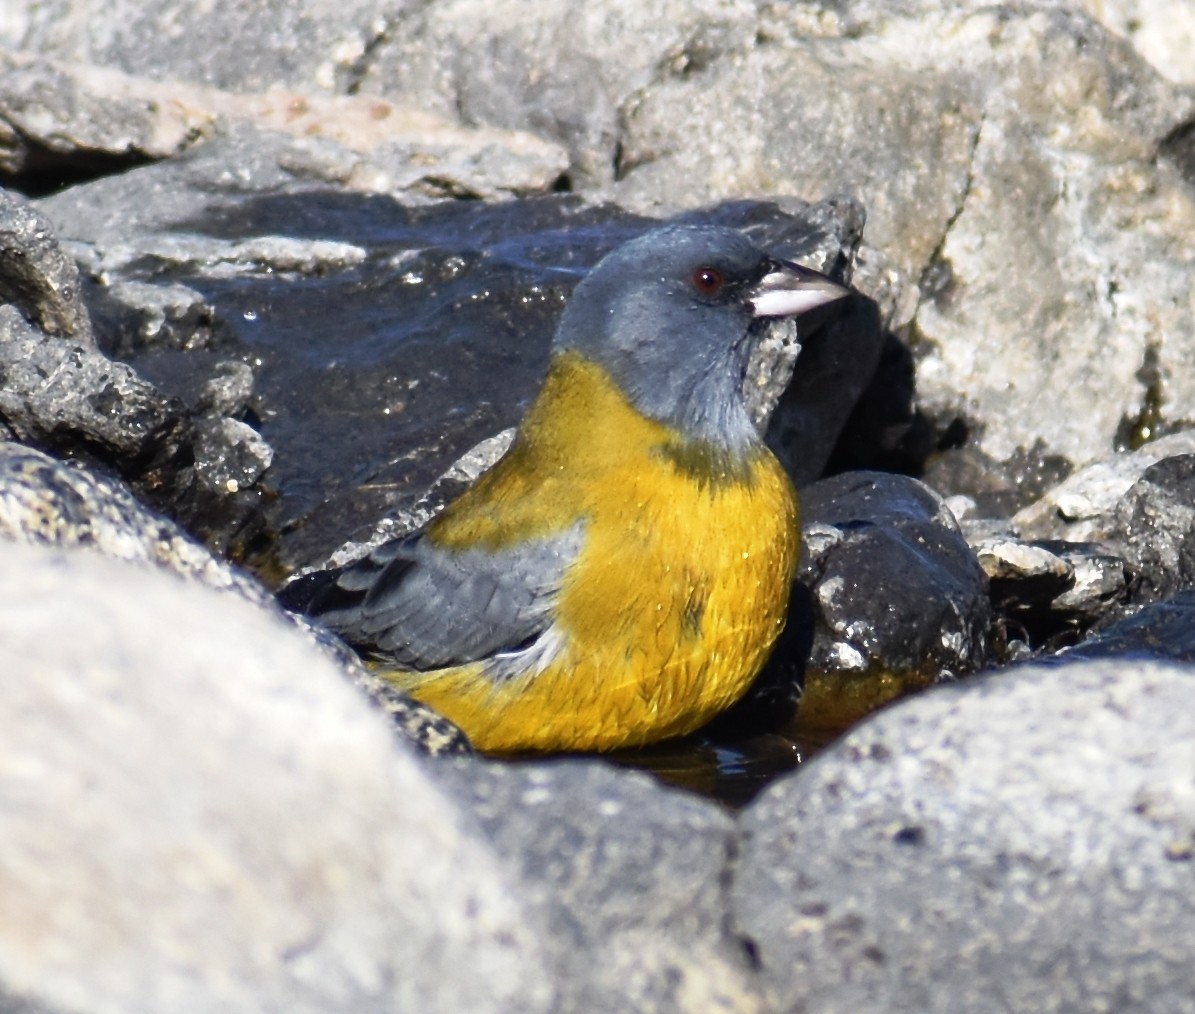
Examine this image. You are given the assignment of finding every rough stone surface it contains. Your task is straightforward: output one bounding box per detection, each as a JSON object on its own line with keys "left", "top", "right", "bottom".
{"left": 602, "top": 2, "right": 1195, "bottom": 469}
{"left": 0, "top": 186, "right": 92, "bottom": 338}
{"left": 0, "top": 540, "right": 551, "bottom": 1014}
{"left": 734, "top": 658, "right": 1195, "bottom": 1013}
{"left": 0, "top": 302, "right": 185, "bottom": 462}
{"left": 0, "top": 51, "right": 567, "bottom": 200}
{"left": 0, "top": 441, "right": 469, "bottom": 755}
{"left": 360, "top": 0, "right": 759, "bottom": 186}
{"left": 436, "top": 757, "right": 764, "bottom": 1013}
{"left": 1077, "top": 0, "right": 1195, "bottom": 84}
{"left": 1014, "top": 430, "right": 1195, "bottom": 542}
{"left": 17, "top": 0, "right": 398, "bottom": 94}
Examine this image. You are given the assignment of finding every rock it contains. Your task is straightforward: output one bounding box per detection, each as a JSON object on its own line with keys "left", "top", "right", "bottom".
{"left": 0, "top": 51, "right": 213, "bottom": 184}
{"left": 788, "top": 471, "right": 991, "bottom": 730}
{"left": 1013, "top": 434, "right": 1195, "bottom": 609}
{"left": 1013, "top": 431, "right": 1195, "bottom": 542}
{"left": 0, "top": 50, "right": 567, "bottom": 200}
{"left": 436, "top": 756, "right": 765, "bottom": 1013}
{"left": 0, "top": 540, "right": 550, "bottom": 1013}
{"left": 0, "top": 302, "right": 186, "bottom": 463}
{"left": 0, "top": 440, "right": 469, "bottom": 755}
{"left": 0, "top": 186, "right": 92, "bottom": 338}
{"left": 1107, "top": 453, "right": 1195, "bottom": 605}
{"left": 734, "top": 658, "right": 1195, "bottom": 1013}
{"left": 905, "top": 7, "right": 1195, "bottom": 468}
{"left": 1077, "top": 0, "right": 1195, "bottom": 84}
{"left": 608, "top": 2, "right": 1195, "bottom": 469}
{"left": 360, "top": 0, "right": 759, "bottom": 186}
{"left": 617, "top": 37, "right": 979, "bottom": 287}
{"left": 972, "top": 535, "right": 1127, "bottom": 646}
{"left": 1056, "top": 588, "right": 1195, "bottom": 663}
{"left": 19, "top": 0, "right": 394, "bottom": 94}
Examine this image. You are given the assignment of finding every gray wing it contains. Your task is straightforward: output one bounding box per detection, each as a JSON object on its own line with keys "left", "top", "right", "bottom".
{"left": 284, "top": 524, "right": 584, "bottom": 671}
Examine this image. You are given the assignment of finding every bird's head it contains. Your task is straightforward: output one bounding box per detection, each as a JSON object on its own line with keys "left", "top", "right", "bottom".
{"left": 554, "top": 224, "right": 849, "bottom": 454}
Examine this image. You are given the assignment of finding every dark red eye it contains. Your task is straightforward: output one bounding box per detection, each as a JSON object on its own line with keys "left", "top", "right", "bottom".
{"left": 692, "top": 266, "right": 724, "bottom": 296}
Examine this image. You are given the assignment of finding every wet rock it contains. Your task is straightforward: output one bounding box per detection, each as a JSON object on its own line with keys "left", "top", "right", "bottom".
{"left": 734, "top": 658, "right": 1195, "bottom": 1013}
{"left": 436, "top": 757, "right": 764, "bottom": 1013}
{"left": 0, "top": 301, "right": 185, "bottom": 462}
{"left": 973, "top": 536, "right": 1127, "bottom": 647}
{"left": 790, "top": 471, "right": 991, "bottom": 730}
{"left": 0, "top": 539, "right": 550, "bottom": 1014}
{"left": 1108, "top": 453, "right": 1195, "bottom": 605}
{"left": 1013, "top": 434, "right": 1195, "bottom": 611}
{"left": 1055, "top": 589, "right": 1195, "bottom": 663}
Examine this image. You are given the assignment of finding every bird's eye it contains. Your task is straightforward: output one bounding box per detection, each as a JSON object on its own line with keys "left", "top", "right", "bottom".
{"left": 692, "top": 266, "right": 724, "bottom": 296}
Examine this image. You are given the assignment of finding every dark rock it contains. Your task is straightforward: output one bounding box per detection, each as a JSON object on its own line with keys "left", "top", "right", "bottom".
{"left": 0, "top": 303, "right": 186, "bottom": 463}
{"left": 0, "top": 187, "right": 92, "bottom": 338}
{"left": 972, "top": 535, "right": 1128, "bottom": 649}
{"left": 787, "top": 471, "right": 991, "bottom": 730}
{"left": 1054, "top": 589, "right": 1195, "bottom": 664}
{"left": 1110, "top": 454, "right": 1195, "bottom": 605}
{"left": 733, "top": 658, "right": 1195, "bottom": 1013}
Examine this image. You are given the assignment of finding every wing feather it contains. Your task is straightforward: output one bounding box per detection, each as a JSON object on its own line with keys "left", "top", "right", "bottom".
{"left": 287, "top": 525, "right": 583, "bottom": 672}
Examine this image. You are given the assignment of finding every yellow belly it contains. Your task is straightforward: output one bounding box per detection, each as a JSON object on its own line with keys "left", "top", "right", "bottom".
{"left": 378, "top": 352, "right": 799, "bottom": 753}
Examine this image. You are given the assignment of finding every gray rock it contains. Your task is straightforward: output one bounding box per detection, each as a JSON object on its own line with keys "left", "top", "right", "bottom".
{"left": 360, "top": 0, "right": 759, "bottom": 186}
{"left": 0, "top": 302, "right": 185, "bottom": 462}
{"left": 0, "top": 50, "right": 209, "bottom": 178}
{"left": 0, "top": 540, "right": 551, "bottom": 1013}
{"left": 0, "top": 186, "right": 92, "bottom": 339}
{"left": 1014, "top": 431, "right": 1195, "bottom": 542}
{"left": 621, "top": 3, "right": 1195, "bottom": 469}
{"left": 1107, "top": 453, "right": 1195, "bottom": 605}
{"left": 1013, "top": 434, "right": 1195, "bottom": 609}
{"left": 0, "top": 49, "right": 567, "bottom": 201}
{"left": 437, "top": 757, "right": 765, "bottom": 1013}
{"left": 734, "top": 658, "right": 1195, "bottom": 1013}
{"left": 973, "top": 535, "right": 1127, "bottom": 631}
{"left": 18, "top": 0, "right": 391, "bottom": 94}
{"left": 0, "top": 441, "right": 469, "bottom": 755}
{"left": 0, "top": 440, "right": 256, "bottom": 595}
{"left": 1075, "top": 0, "right": 1195, "bottom": 84}
{"left": 616, "top": 39, "right": 979, "bottom": 288}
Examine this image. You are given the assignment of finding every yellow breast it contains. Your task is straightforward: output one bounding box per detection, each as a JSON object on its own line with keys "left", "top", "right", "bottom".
{"left": 382, "top": 352, "right": 799, "bottom": 753}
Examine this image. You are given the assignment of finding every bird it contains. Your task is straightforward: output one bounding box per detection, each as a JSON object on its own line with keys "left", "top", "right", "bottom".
{"left": 281, "top": 224, "right": 849, "bottom": 753}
